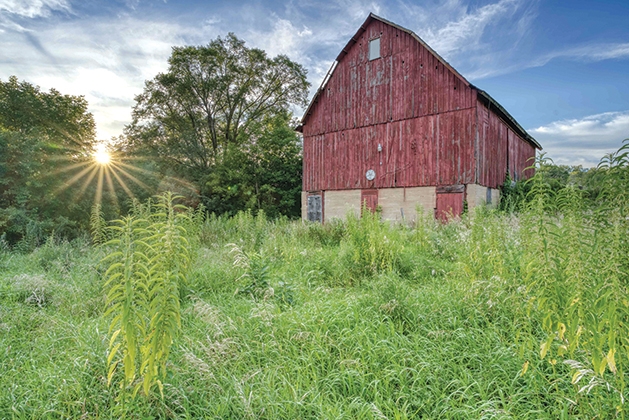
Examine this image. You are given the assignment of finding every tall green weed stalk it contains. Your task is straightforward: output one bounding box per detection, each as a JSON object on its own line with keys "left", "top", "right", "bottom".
{"left": 90, "top": 203, "right": 107, "bottom": 245}
{"left": 519, "top": 147, "right": 629, "bottom": 406}
{"left": 103, "top": 192, "right": 191, "bottom": 402}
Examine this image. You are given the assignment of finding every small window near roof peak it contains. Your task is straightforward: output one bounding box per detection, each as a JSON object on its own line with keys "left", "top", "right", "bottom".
{"left": 369, "top": 38, "right": 380, "bottom": 60}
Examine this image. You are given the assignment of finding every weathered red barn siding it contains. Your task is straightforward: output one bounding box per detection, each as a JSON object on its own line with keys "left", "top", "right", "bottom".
{"left": 361, "top": 189, "right": 378, "bottom": 213}
{"left": 508, "top": 130, "right": 536, "bottom": 180}
{"left": 302, "top": 17, "right": 478, "bottom": 192}
{"left": 436, "top": 192, "right": 465, "bottom": 221}
{"left": 476, "top": 100, "right": 536, "bottom": 188}
{"left": 302, "top": 19, "right": 475, "bottom": 137}
{"left": 303, "top": 108, "right": 476, "bottom": 191}
{"left": 301, "top": 13, "right": 540, "bottom": 222}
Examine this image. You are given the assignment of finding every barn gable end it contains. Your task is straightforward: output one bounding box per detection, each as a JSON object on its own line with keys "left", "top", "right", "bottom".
{"left": 301, "top": 13, "right": 540, "bottom": 221}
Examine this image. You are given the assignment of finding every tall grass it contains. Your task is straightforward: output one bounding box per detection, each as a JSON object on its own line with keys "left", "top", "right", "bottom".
{"left": 1, "top": 142, "right": 629, "bottom": 418}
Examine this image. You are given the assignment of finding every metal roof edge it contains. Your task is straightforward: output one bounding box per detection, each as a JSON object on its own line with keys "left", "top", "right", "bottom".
{"left": 474, "top": 87, "right": 542, "bottom": 150}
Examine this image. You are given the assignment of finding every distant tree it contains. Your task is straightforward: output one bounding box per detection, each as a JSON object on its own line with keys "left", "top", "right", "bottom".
{"left": 500, "top": 148, "right": 629, "bottom": 213}
{"left": 0, "top": 76, "right": 96, "bottom": 246}
{"left": 124, "top": 33, "right": 309, "bottom": 217}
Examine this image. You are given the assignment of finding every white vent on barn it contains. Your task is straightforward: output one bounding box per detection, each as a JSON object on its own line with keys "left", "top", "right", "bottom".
{"left": 369, "top": 38, "right": 380, "bottom": 60}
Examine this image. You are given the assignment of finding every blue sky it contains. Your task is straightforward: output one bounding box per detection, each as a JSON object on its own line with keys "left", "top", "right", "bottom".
{"left": 1, "top": 0, "right": 628, "bottom": 166}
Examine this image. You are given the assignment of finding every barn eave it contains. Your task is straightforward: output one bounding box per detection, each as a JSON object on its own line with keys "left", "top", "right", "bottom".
{"left": 474, "top": 87, "right": 542, "bottom": 150}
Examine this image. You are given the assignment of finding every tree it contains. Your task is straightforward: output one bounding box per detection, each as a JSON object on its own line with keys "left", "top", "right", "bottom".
{"left": 124, "top": 33, "right": 309, "bottom": 217}
{"left": 0, "top": 76, "right": 96, "bottom": 246}
{"left": 201, "top": 113, "right": 303, "bottom": 218}
{"left": 126, "top": 33, "right": 309, "bottom": 176}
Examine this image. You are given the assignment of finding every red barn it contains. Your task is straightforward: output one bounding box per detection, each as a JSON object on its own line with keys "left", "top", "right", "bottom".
{"left": 298, "top": 13, "right": 541, "bottom": 222}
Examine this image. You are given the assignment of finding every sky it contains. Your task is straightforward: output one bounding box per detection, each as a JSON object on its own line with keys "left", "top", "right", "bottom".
{"left": 1, "top": 0, "right": 628, "bottom": 167}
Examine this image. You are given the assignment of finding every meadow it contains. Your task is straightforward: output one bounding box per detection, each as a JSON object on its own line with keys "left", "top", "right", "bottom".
{"left": 1, "top": 151, "right": 629, "bottom": 419}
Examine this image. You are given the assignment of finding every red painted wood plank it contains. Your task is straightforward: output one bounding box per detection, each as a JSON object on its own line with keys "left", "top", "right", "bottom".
{"left": 302, "top": 18, "right": 536, "bottom": 194}
{"left": 436, "top": 192, "right": 464, "bottom": 221}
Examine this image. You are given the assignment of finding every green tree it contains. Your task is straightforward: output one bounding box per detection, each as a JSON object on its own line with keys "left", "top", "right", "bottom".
{"left": 124, "top": 33, "right": 309, "bottom": 217}
{"left": 201, "top": 113, "right": 303, "bottom": 218}
{"left": 0, "top": 76, "right": 96, "bottom": 246}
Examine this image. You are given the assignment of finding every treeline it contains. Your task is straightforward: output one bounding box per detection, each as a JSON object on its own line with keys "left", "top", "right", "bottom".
{"left": 500, "top": 151, "right": 628, "bottom": 212}
{"left": 1, "top": 34, "right": 309, "bottom": 248}
{"left": 0, "top": 76, "right": 97, "bottom": 248}
{"left": 1, "top": 32, "right": 627, "bottom": 250}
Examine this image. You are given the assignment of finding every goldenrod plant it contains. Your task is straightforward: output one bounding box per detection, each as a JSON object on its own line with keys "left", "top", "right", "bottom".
{"left": 102, "top": 192, "right": 191, "bottom": 404}
{"left": 90, "top": 203, "right": 107, "bottom": 246}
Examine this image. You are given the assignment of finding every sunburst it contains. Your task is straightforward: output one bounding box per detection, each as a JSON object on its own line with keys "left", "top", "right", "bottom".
{"left": 93, "top": 144, "right": 111, "bottom": 165}
{"left": 51, "top": 142, "right": 198, "bottom": 210}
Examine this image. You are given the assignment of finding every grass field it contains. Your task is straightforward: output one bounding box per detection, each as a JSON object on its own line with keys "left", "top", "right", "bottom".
{"left": 2, "top": 201, "right": 627, "bottom": 419}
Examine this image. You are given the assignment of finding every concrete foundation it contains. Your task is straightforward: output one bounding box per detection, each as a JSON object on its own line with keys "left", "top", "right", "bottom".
{"left": 466, "top": 184, "right": 500, "bottom": 210}
{"left": 323, "top": 190, "right": 362, "bottom": 221}
{"left": 301, "top": 191, "right": 308, "bottom": 220}
{"left": 379, "top": 187, "right": 436, "bottom": 223}
{"left": 303, "top": 187, "right": 437, "bottom": 223}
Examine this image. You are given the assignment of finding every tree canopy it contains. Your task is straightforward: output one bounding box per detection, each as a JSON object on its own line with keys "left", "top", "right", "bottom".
{"left": 0, "top": 76, "right": 97, "bottom": 246}
{"left": 124, "top": 33, "right": 309, "bottom": 217}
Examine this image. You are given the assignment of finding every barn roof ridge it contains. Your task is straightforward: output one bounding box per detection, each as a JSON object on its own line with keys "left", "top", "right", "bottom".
{"left": 300, "top": 12, "right": 540, "bottom": 150}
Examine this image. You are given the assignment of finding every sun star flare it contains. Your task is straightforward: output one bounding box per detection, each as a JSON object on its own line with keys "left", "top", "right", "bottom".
{"left": 94, "top": 144, "right": 111, "bottom": 165}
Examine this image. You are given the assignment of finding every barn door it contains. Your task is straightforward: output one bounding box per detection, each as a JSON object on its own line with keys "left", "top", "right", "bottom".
{"left": 307, "top": 194, "right": 322, "bottom": 222}
{"left": 436, "top": 185, "right": 464, "bottom": 221}
{"left": 361, "top": 189, "right": 378, "bottom": 215}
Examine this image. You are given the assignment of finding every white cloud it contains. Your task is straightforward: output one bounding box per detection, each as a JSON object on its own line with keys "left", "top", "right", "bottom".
{"left": 530, "top": 111, "right": 629, "bottom": 166}
{"left": 421, "top": 0, "right": 521, "bottom": 56}
{"left": 0, "top": 0, "right": 70, "bottom": 18}
{"left": 247, "top": 17, "right": 313, "bottom": 60}
{"left": 0, "top": 15, "right": 223, "bottom": 139}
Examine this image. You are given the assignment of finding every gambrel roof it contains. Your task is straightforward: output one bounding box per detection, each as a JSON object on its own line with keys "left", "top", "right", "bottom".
{"left": 300, "top": 13, "right": 541, "bottom": 150}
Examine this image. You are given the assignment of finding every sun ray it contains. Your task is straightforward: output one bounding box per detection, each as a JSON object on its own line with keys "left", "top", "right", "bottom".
{"left": 117, "top": 161, "right": 198, "bottom": 192}
{"left": 74, "top": 165, "right": 100, "bottom": 203}
{"left": 43, "top": 143, "right": 90, "bottom": 158}
{"left": 54, "top": 163, "right": 97, "bottom": 194}
{"left": 95, "top": 166, "right": 105, "bottom": 205}
{"left": 104, "top": 166, "right": 119, "bottom": 210}
{"left": 110, "top": 163, "right": 153, "bottom": 193}
{"left": 109, "top": 167, "right": 136, "bottom": 201}
{"left": 48, "top": 160, "right": 92, "bottom": 176}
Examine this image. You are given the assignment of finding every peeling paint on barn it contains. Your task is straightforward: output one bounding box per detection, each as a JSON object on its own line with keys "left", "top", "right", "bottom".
{"left": 298, "top": 13, "right": 541, "bottom": 222}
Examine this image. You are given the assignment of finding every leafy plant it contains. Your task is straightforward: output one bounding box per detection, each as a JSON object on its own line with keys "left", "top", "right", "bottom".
{"left": 102, "top": 192, "right": 191, "bottom": 403}
{"left": 90, "top": 203, "right": 107, "bottom": 245}
{"left": 515, "top": 145, "right": 629, "bottom": 408}
{"left": 340, "top": 208, "right": 404, "bottom": 280}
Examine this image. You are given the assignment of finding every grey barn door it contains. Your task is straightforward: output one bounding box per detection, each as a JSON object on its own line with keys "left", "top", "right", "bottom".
{"left": 307, "top": 195, "right": 322, "bottom": 222}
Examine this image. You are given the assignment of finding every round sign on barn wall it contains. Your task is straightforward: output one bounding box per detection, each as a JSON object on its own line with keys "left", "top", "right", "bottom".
{"left": 365, "top": 169, "right": 376, "bottom": 181}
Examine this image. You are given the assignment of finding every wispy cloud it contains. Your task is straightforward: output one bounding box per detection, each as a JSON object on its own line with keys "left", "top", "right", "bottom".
{"left": 530, "top": 111, "right": 629, "bottom": 166}
{"left": 467, "top": 41, "right": 629, "bottom": 79}
{"left": 399, "top": 1, "right": 534, "bottom": 54}
{"left": 387, "top": 0, "right": 541, "bottom": 81}
{"left": 0, "top": 15, "right": 220, "bottom": 139}
{"left": 421, "top": 0, "right": 524, "bottom": 56}
{"left": 538, "top": 43, "right": 629, "bottom": 65}
{"left": 0, "top": 0, "right": 70, "bottom": 18}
